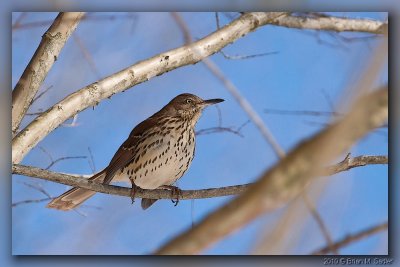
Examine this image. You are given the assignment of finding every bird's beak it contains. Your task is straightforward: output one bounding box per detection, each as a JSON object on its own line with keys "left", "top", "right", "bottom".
{"left": 202, "top": 98, "right": 224, "bottom": 106}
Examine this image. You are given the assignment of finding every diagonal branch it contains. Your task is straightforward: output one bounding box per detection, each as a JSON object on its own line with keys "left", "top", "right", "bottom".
{"left": 12, "top": 12, "right": 85, "bottom": 137}
{"left": 154, "top": 86, "right": 387, "bottom": 254}
{"left": 12, "top": 153, "right": 387, "bottom": 201}
{"left": 12, "top": 12, "right": 288, "bottom": 164}
{"left": 312, "top": 222, "right": 388, "bottom": 255}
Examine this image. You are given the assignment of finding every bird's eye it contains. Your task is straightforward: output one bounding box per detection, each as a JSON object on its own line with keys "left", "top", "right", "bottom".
{"left": 186, "top": 99, "right": 192, "bottom": 104}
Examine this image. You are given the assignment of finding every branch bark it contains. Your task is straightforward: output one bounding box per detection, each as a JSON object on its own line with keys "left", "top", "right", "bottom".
{"left": 11, "top": 12, "right": 287, "bottom": 164}
{"left": 273, "top": 14, "right": 386, "bottom": 34}
{"left": 12, "top": 12, "right": 85, "bottom": 137}
{"left": 12, "top": 153, "right": 387, "bottom": 201}
{"left": 154, "top": 86, "right": 387, "bottom": 255}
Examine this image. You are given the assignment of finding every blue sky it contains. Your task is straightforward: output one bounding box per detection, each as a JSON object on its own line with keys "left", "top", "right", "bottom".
{"left": 12, "top": 12, "right": 388, "bottom": 255}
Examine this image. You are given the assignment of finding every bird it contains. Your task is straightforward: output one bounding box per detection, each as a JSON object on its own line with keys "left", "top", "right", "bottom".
{"left": 47, "top": 93, "right": 224, "bottom": 211}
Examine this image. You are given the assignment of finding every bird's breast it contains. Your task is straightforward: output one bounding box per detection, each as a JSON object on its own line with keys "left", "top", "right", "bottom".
{"left": 122, "top": 122, "right": 196, "bottom": 189}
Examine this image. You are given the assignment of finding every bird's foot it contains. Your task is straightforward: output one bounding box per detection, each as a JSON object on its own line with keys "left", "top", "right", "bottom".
{"left": 130, "top": 184, "right": 140, "bottom": 204}
{"left": 158, "top": 185, "right": 182, "bottom": 206}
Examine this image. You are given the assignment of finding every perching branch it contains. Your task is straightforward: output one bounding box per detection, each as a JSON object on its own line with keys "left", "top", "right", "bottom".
{"left": 12, "top": 154, "right": 387, "bottom": 201}
{"left": 12, "top": 12, "right": 288, "bottom": 164}
{"left": 12, "top": 12, "right": 85, "bottom": 137}
{"left": 154, "top": 86, "right": 387, "bottom": 255}
{"left": 312, "top": 222, "right": 388, "bottom": 255}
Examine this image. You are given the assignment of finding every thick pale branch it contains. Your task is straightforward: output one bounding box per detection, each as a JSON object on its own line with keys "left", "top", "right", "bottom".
{"left": 154, "top": 86, "right": 387, "bottom": 255}
{"left": 273, "top": 14, "right": 386, "bottom": 34}
{"left": 12, "top": 12, "right": 85, "bottom": 137}
{"left": 12, "top": 154, "right": 387, "bottom": 201}
{"left": 12, "top": 12, "right": 287, "bottom": 164}
{"left": 312, "top": 222, "right": 388, "bottom": 255}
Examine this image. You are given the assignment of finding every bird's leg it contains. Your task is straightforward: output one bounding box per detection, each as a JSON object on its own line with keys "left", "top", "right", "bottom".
{"left": 158, "top": 185, "right": 182, "bottom": 206}
{"left": 130, "top": 183, "right": 140, "bottom": 204}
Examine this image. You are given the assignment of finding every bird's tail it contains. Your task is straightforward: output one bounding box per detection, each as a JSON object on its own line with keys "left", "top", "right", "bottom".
{"left": 141, "top": 198, "right": 158, "bottom": 210}
{"left": 46, "top": 170, "right": 106, "bottom": 211}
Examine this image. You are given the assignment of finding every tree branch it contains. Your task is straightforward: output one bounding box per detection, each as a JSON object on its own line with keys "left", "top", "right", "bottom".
{"left": 12, "top": 12, "right": 288, "bottom": 164}
{"left": 272, "top": 14, "right": 386, "bottom": 34}
{"left": 312, "top": 222, "right": 388, "bottom": 255}
{"left": 154, "top": 86, "right": 387, "bottom": 254}
{"left": 12, "top": 12, "right": 85, "bottom": 137}
{"left": 12, "top": 154, "right": 387, "bottom": 201}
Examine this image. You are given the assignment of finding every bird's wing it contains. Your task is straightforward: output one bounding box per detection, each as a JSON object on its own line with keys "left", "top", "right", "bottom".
{"left": 102, "top": 117, "right": 157, "bottom": 185}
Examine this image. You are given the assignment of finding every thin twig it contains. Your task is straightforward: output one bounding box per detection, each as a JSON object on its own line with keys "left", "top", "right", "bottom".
{"left": 87, "top": 147, "right": 96, "bottom": 173}
{"left": 264, "top": 108, "right": 341, "bottom": 117}
{"left": 302, "top": 194, "right": 338, "bottom": 255}
{"left": 31, "top": 85, "right": 54, "bottom": 104}
{"left": 72, "top": 33, "right": 102, "bottom": 79}
{"left": 215, "top": 12, "right": 280, "bottom": 61}
{"left": 312, "top": 222, "right": 388, "bottom": 255}
{"left": 195, "top": 126, "right": 244, "bottom": 137}
{"left": 12, "top": 197, "right": 54, "bottom": 207}
{"left": 38, "top": 146, "right": 87, "bottom": 170}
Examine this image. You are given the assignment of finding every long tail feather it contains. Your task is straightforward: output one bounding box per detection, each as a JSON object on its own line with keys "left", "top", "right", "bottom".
{"left": 46, "top": 170, "right": 106, "bottom": 211}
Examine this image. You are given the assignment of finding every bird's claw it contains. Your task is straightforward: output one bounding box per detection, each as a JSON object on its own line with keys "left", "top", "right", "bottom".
{"left": 130, "top": 184, "right": 139, "bottom": 204}
{"left": 170, "top": 186, "right": 182, "bottom": 206}
{"left": 158, "top": 185, "right": 182, "bottom": 207}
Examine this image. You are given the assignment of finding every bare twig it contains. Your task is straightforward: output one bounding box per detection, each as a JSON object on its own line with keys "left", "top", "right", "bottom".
{"left": 12, "top": 197, "right": 54, "bottom": 207}
{"left": 26, "top": 111, "right": 44, "bottom": 116}
{"left": 12, "top": 180, "right": 54, "bottom": 207}
{"left": 264, "top": 108, "right": 341, "bottom": 117}
{"left": 19, "top": 181, "right": 52, "bottom": 198}
{"left": 31, "top": 85, "right": 54, "bottom": 104}
{"left": 220, "top": 50, "right": 279, "bottom": 60}
{"left": 154, "top": 86, "right": 387, "bottom": 254}
{"left": 12, "top": 12, "right": 85, "bottom": 137}
{"left": 72, "top": 33, "right": 102, "bottom": 79}
{"left": 87, "top": 147, "right": 96, "bottom": 173}
{"left": 12, "top": 12, "right": 288, "bottom": 164}
{"left": 264, "top": 108, "right": 343, "bottom": 117}
{"left": 215, "top": 13, "right": 280, "bottom": 60}
{"left": 312, "top": 222, "right": 388, "bottom": 255}
{"left": 195, "top": 126, "right": 244, "bottom": 137}
{"left": 38, "top": 146, "right": 87, "bottom": 170}
{"left": 302, "top": 194, "right": 338, "bottom": 254}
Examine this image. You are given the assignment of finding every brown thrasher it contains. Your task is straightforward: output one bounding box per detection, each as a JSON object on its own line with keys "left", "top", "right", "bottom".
{"left": 47, "top": 93, "right": 224, "bottom": 210}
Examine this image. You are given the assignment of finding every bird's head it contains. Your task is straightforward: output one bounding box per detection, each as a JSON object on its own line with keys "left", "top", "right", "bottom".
{"left": 167, "top": 93, "right": 224, "bottom": 124}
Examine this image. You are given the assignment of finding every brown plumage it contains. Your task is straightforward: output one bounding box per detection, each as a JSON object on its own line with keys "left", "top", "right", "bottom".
{"left": 47, "top": 93, "right": 224, "bottom": 211}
